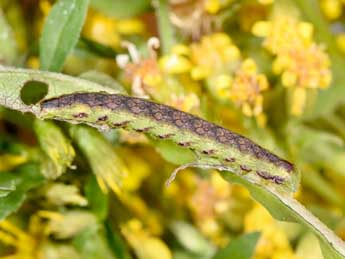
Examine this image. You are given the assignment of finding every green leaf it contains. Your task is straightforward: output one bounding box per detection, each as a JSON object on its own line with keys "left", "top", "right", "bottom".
{"left": 155, "top": 0, "right": 175, "bottom": 54}
{"left": 73, "top": 225, "right": 116, "bottom": 259}
{"left": 0, "top": 67, "right": 118, "bottom": 113}
{"left": 154, "top": 140, "right": 195, "bottom": 165}
{"left": 39, "top": 0, "right": 89, "bottom": 72}
{"left": 0, "top": 67, "right": 344, "bottom": 258}
{"left": 296, "top": 233, "right": 323, "bottom": 259}
{"left": 70, "top": 126, "right": 128, "bottom": 192}
{"left": 85, "top": 174, "right": 109, "bottom": 220}
{"left": 288, "top": 123, "right": 345, "bottom": 180}
{"left": 0, "top": 163, "right": 44, "bottom": 220}
{"left": 0, "top": 9, "right": 17, "bottom": 65}
{"left": 34, "top": 119, "right": 75, "bottom": 179}
{"left": 213, "top": 232, "right": 260, "bottom": 259}
{"left": 79, "top": 70, "right": 128, "bottom": 94}
{"left": 105, "top": 221, "right": 132, "bottom": 259}
{"left": 170, "top": 221, "right": 216, "bottom": 257}
{"left": 218, "top": 169, "right": 345, "bottom": 259}
{"left": 90, "top": 0, "right": 150, "bottom": 18}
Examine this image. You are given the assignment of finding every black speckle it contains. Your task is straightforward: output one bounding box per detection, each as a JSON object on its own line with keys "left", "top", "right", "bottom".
{"left": 256, "top": 170, "right": 285, "bottom": 184}
{"left": 273, "top": 176, "right": 285, "bottom": 184}
{"left": 113, "top": 121, "right": 129, "bottom": 127}
{"left": 135, "top": 127, "right": 153, "bottom": 133}
{"left": 256, "top": 170, "right": 273, "bottom": 180}
{"left": 98, "top": 115, "right": 108, "bottom": 121}
{"left": 73, "top": 112, "right": 88, "bottom": 118}
{"left": 240, "top": 165, "right": 251, "bottom": 172}
{"left": 158, "top": 133, "right": 175, "bottom": 139}
{"left": 178, "top": 142, "right": 192, "bottom": 147}
{"left": 224, "top": 157, "right": 235, "bottom": 163}
{"left": 202, "top": 149, "right": 215, "bottom": 155}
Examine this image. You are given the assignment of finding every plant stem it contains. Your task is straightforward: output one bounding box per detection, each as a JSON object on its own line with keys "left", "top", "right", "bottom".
{"left": 155, "top": 0, "right": 175, "bottom": 54}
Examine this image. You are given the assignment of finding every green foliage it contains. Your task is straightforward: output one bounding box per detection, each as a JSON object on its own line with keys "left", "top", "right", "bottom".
{"left": 34, "top": 119, "right": 75, "bottom": 179}
{"left": 40, "top": 0, "right": 89, "bottom": 71}
{"left": 1, "top": 0, "right": 345, "bottom": 258}
{"left": 85, "top": 175, "right": 109, "bottom": 220}
{"left": 89, "top": 0, "right": 151, "bottom": 18}
{"left": 213, "top": 232, "right": 260, "bottom": 259}
{"left": 0, "top": 164, "right": 44, "bottom": 220}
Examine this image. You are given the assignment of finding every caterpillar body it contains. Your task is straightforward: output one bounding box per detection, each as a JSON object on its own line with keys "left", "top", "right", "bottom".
{"left": 40, "top": 92, "right": 299, "bottom": 192}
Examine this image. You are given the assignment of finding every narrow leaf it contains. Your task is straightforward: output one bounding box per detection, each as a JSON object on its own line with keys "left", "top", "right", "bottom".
{"left": 213, "top": 232, "right": 260, "bottom": 259}
{"left": 0, "top": 9, "right": 17, "bottom": 65}
{"left": 40, "top": 0, "right": 89, "bottom": 72}
{"left": 85, "top": 175, "right": 109, "bottom": 220}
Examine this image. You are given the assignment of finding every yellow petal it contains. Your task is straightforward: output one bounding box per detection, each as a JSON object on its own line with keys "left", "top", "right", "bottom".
{"left": 159, "top": 54, "right": 192, "bottom": 74}
{"left": 291, "top": 87, "right": 307, "bottom": 116}
{"left": 117, "top": 19, "right": 145, "bottom": 35}
{"left": 252, "top": 21, "right": 272, "bottom": 37}
{"left": 172, "top": 44, "right": 191, "bottom": 56}
{"left": 204, "top": 0, "right": 221, "bottom": 14}
{"left": 242, "top": 103, "right": 253, "bottom": 116}
{"left": 282, "top": 71, "right": 297, "bottom": 87}
{"left": 298, "top": 22, "right": 314, "bottom": 40}
{"left": 320, "top": 0, "right": 343, "bottom": 20}
{"left": 191, "top": 66, "right": 210, "bottom": 80}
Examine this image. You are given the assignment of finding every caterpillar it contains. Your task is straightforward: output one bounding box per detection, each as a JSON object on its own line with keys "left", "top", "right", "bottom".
{"left": 39, "top": 92, "right": 299, "bottom": 192}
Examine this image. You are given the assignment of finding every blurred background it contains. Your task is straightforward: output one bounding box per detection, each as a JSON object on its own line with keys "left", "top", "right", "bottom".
{"left": 1, "top": 0, "right": 345, "bottom": 258}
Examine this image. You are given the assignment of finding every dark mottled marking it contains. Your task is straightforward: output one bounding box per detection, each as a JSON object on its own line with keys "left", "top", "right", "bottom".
{"left": 178, "top": 142, "right": 192, "bottom": 147}
{"left": 40, "top": 93, "right": 295, "bottom": 173}
{"left": 224, "top": 157, "right": 236, "bottom": 163}
{"left": 273, "top": 176, "right": 285, "bottom": 184}
{"left": 256, "top": 170, "right": 273, "bottom": 180}
{"left": 240, "top": 165, "right": 251, "bottom": 172}
{"left": 202, "top": 149, "right": 215, "bottom": 155}
{"left": 73, "top": 112, "right": 88, "bottom": 118}
{"left": 256, "top": 170, "right": 284, "bottom": 184}
{"left": 113, "top": 121, "right": 130, "bottom": 127}
{"left": 135, "top": 127, "right": 153, "bottom": 133}
{"left": 98, "top": 115, "right": 108, "bottom": 121}
{"left": 158, "top": 133, "right": 175, "bottom": 139}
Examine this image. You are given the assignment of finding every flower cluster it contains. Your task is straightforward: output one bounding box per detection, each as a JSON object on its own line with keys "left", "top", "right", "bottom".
{"left": 244, "top": 205, "right": 298, "bottom": 259}
{"left": 118, "top": 33, "right": 269, "bottom": 121}
{"left": 253, "top": 14, "right": 332, "bottom": 115}
{"left": 83, "top": 9, "right": 145, "bottom": 49}
{"left": 188, "top": 33, "right": 269, "bottom": 120}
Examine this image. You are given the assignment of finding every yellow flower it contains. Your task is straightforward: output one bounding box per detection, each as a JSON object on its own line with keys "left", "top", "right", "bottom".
{"left": 190, "top": 33, "right": 241, "bottom": 80}
{"left": 168, "top": 93, "right": 200, "bottom": 113}
{"left": 121, "top": 219, "right": 172, "bottom": 259}
{"left": 230, "top": 59, "right": 269, "bottom": 117}
{"left": 253, "top": 14, "right": 332, "bottom": 116}
{"left": 336, "top": 33, "right": 345, "bottom": 54}
{"left": 275, "top": 45, "right": 331, "bottom": 89}
{"left": 0, "top": 153, "right": 28, "bottom": 171}
{"left": 204, "top": 0, "right": 221, "bottom": 14}
{"left": 258, "top": 0, "right": 274, "bottom": 4}
{"left": 244, "top": 205, "right": 298, "bottom": 259}
{"left": 117, "top": 38, "right": 163, "bottom": 98}
{"left": 320, "top": 0, "right": 343, "bottom": 20}
{"left": 252, "top": 15, "right": 314, "bottom": 54}
{"left": 159, "top": 54, "right": 192, "bottom": 74}
{"left": 83, "top": 9, "right": 145, "bottom": 48}
{"left": 0, "top": 220, "right": 37, "bottom": 258}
